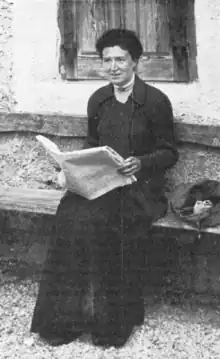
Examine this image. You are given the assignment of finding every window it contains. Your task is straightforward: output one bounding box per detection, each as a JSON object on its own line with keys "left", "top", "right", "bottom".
{"left": 58, "top": 0, "right": 197, "bottom": 82}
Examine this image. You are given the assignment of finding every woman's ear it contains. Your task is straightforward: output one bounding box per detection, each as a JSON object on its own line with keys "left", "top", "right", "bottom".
{"left": 133, "top": 59, "right": 138, "bottom": 71}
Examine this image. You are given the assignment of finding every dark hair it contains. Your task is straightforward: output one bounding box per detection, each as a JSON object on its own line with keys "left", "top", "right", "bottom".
{"left": 95, "top": 28, "right": 143, "bottom": 61}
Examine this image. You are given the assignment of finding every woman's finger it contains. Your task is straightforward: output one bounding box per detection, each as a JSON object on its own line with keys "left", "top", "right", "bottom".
{"left": 119, "top": 162, "right": 133, "bottom": 170}
{"left": 118, "top": 164, "right": 132, "bottom": 171}
{"left": 122, "top": 165, "right": 136, "bottom": 172}
{"left": 118, "top": 165, "right": 137, "bottom": 175}
{"left": 119, "top": 163, "right": 134, "bottom": 171}
{"left": 123, "top": 157, "right": 134, "bottom": 164}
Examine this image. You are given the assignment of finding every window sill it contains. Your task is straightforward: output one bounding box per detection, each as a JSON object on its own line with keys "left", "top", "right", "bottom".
{"left": 13, "top": 79, "right": 220, "bottom": 124}
{"left": 0, "top": 110, "right": 220, "bottom": 149}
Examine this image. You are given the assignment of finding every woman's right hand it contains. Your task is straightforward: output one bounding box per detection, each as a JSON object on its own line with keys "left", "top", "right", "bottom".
{"left": 57, "top": 170, "right": 67, "bottom": 188}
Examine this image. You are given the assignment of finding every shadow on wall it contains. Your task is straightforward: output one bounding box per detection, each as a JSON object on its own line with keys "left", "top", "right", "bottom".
{"left": 168, "top": 0, "right": 198, "bottom": 82}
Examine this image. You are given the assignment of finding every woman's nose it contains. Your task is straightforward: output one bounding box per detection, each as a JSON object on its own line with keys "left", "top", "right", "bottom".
{"left": 111, "top": 60, "right": 117, "bottom": 71}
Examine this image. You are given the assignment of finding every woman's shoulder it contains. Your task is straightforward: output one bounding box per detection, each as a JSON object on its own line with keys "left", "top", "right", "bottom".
{"left": 87, "top": 83, "right": 113, "bottom": 115}
{"left": 134, "top": 75, "right": 172, "bottom": 108}
{"left": 145, "top": 82, "right": 171, "bottom": 106}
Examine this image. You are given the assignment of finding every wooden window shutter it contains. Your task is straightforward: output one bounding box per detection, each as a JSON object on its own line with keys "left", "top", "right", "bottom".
{"left": 58, "top": 0, "right": 191, "bottom": 82}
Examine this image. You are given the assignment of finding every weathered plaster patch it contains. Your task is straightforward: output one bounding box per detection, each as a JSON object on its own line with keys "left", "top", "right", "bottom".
{"left": 0, "top": 0, "right": 14, "bottom": 111}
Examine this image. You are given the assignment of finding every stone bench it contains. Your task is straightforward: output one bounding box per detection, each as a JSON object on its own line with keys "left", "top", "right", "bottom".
{"left": 1, "top": 185, "right": 220, "bottom": 297}
{"left": 1, "top": 112, "right": 220, "bottom": 296}
{"left": 0, "top": 186, "right": 220, "bottom": 238}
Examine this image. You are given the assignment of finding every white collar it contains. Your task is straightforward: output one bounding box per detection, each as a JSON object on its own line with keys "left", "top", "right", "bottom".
{"left": 113, "top": 73, "right": 135, "bottom": 93}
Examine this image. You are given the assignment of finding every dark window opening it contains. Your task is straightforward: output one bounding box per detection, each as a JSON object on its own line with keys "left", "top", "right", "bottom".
{"left": 57, "top": 0, "right": 197, "bottom": 83}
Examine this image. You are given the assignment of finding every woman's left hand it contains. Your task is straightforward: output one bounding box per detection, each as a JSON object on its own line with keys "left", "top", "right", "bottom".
{"left": 118, "top": 156, "right": 141, "bottom": 176}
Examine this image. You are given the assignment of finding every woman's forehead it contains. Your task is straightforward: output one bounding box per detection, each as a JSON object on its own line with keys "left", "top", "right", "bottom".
{"left": 102, "top": 46, "right": 129, "bottom": 58}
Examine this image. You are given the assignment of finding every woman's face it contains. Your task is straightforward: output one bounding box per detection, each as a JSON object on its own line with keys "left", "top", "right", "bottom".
{"left": 102, "top": 46, "right": 137, "bottom": 87}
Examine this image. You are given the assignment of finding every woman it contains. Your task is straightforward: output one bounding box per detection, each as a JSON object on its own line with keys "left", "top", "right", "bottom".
{"left": 31, "top": 29, "right": 178, "bottom": 348}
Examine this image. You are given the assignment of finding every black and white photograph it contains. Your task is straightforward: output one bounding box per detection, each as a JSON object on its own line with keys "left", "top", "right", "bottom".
{"left": 1, "top": 0, "right": 220, "bottom": 358}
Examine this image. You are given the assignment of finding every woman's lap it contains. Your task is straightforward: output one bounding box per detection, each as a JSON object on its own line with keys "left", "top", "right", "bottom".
{"left": 31, "top": 189, "right": 149, "bottom": 337}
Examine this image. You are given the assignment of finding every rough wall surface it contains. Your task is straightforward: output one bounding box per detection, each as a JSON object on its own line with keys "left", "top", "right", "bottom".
{"left": 0, "top": 0, "right": 220, "bottom": 119}
{"left": 184, "top": 0, "right": 220, "bottom": 119}
{"left": 10, "top": 0, "right": 220, "bottom": 120}
{"left": 0, "top": 0, "right": 14, "bottom": 111}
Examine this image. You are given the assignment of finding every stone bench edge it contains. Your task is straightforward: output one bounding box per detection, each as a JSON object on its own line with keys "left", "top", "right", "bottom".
{"left": 0, "top": 187, "right": 220, "bottom": 237}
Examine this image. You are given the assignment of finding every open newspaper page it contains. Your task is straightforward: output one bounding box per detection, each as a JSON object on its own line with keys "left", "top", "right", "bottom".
{"left": 36, "top": 135, "right": 137, "bottom": 200}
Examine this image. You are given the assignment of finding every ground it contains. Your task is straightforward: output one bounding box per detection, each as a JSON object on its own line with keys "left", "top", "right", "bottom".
{"left": 1, "top": 264, "right": 220, "bottom": 359}
{"left": 1, "top": 250, "right": 220, "bottom": 359}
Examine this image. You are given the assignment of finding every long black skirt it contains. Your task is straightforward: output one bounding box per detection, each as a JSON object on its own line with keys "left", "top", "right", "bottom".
{"left": 31, "top": 187, "right": 149, "bottom": 342}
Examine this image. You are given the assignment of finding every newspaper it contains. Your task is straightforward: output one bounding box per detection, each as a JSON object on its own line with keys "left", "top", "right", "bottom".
{"left": 36, "top": 135, "right": 137, "bottom": 200}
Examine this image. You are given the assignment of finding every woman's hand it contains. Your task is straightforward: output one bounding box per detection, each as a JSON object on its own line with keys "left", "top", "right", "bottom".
{"left": 57, "top": 170, "right": 67, "bottom": 188}
{"left": 118, "top": 156, "right": 141, "bottom": 176}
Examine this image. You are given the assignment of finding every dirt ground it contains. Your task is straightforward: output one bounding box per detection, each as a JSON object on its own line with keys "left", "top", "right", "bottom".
{"left": 1, "top": 255, "right": 220, "bottom": 359}
{"left": 1, "top": 264, "right": 220, "bottom": 359}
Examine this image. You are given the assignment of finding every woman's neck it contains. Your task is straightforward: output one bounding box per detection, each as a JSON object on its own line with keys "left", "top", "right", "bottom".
{"left": 113, "top": 73, "right": 135, "bottom": 93}
{"left": 113, "top": 73, "right": 135, "bottom": 104}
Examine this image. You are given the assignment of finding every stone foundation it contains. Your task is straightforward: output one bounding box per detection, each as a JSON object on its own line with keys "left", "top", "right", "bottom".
{"left": 2, "top": 213, "right": 220, "bottom": 297}
{"left": 1, "top": 112, "right": 220, "bottom": 296}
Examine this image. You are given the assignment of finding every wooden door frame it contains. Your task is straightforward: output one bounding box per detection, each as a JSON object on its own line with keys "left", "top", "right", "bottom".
{"left": 57, "top": 0, "right": 197, "bottom": 82}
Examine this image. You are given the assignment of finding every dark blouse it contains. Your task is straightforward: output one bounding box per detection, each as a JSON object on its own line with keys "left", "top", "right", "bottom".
{"left": 85, "top": 75, "right": 178, "bottom": 187}
{"left": 98, "top": 96, "right": 134, "bottom": 159}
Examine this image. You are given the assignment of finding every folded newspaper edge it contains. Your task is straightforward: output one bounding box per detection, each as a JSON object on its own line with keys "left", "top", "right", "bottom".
{"left": 36, "top": 135, "right": 137, "bottom": 199}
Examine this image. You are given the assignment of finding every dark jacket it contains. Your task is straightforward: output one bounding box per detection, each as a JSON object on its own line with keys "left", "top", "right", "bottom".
{"left": 85, "top": 75, "right": 179, "bottom": 198}
{"left": 31, "top": 77, "right": 179, "bottom": 341}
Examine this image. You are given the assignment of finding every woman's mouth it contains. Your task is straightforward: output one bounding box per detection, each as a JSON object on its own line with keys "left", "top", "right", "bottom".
{"left": 111, "top": 73, "right": 120, "bottom": 77}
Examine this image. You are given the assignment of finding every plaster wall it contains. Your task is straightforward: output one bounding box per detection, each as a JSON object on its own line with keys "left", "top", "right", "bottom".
{"left": 0, "top": 0, "right": 14, "bottom": 111}
{"left": 2, "top": 0, "right": 220, "bottom": 121}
